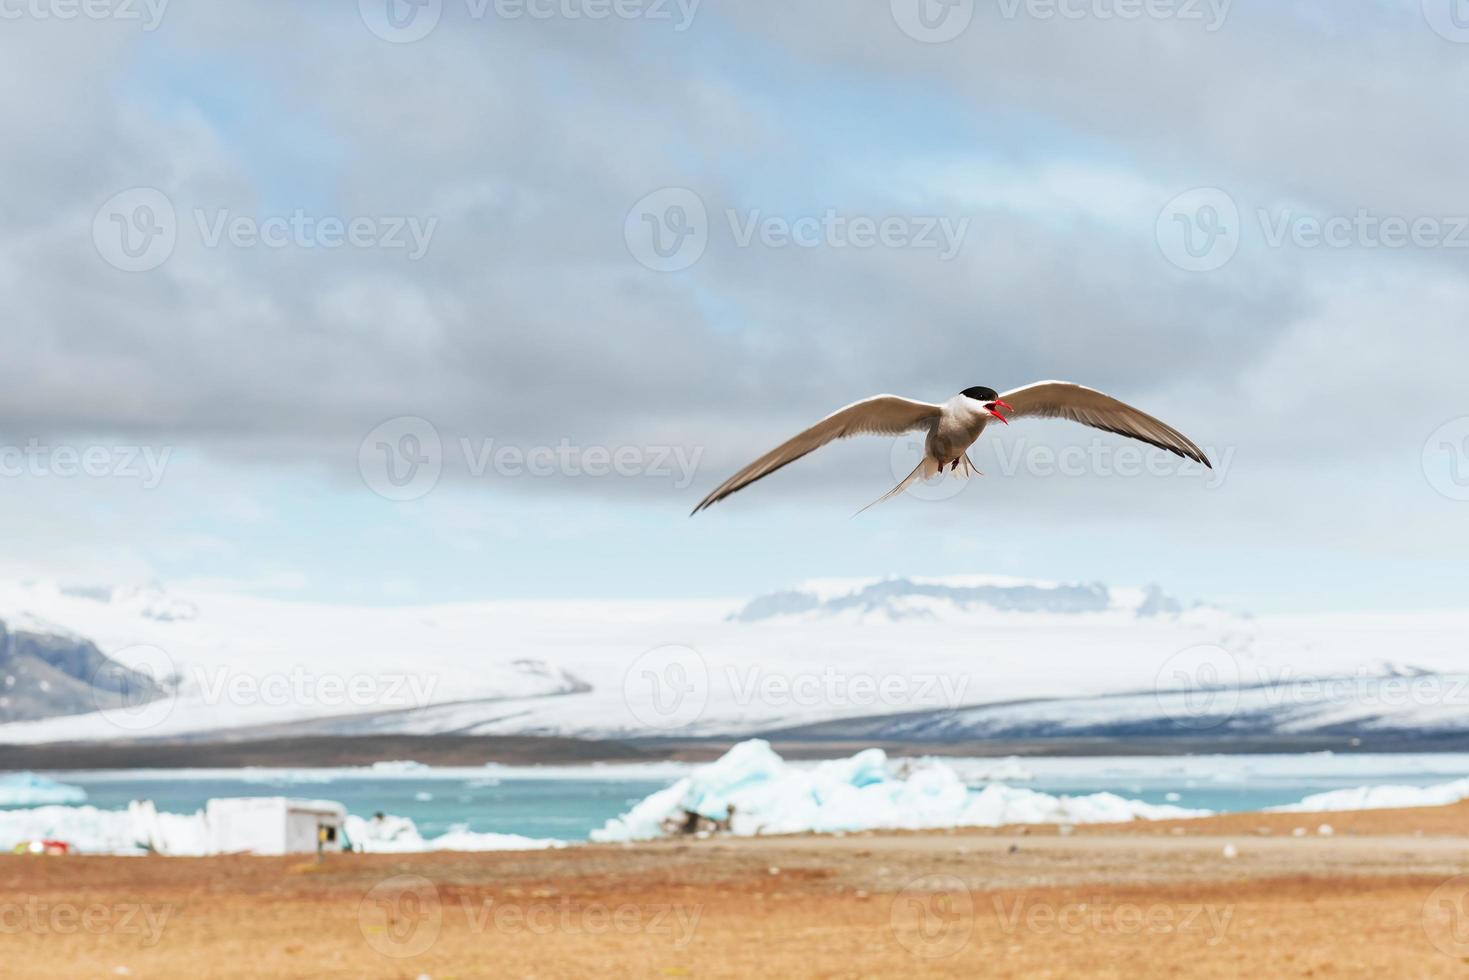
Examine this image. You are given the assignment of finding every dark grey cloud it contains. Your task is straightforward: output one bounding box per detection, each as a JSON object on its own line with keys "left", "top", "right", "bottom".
{"left": 0, "top": 0, "right": 1464, "bottom": 529}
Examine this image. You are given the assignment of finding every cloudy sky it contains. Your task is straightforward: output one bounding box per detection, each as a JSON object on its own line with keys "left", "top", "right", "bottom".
{"left": 1, "top": 0, "right": 1466, "bottom": 613}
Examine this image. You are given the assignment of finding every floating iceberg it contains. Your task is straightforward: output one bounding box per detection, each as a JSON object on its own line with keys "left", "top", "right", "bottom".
{"left": 1268, "top": 777, "right": 1469, "bottom": 813}
{"left": 0, "top": 805, "right": 151, "bottom": 854}
{"left": 958, "top": 756, "right": 1036, "bottom": 783}
{"left": 345, "top": 812, "right": 561, "bottom": 853}
{"left": 0, "top": 772, "right": 86, "bottom": 806}
{"left": 592, "top": 740, "right": 1206, "bottom": 842}
{"left": 0, "top": 803, "right": 561, "bottom": 855}
{"left": 369, "top": 760, "right": 429, "bottom": 774}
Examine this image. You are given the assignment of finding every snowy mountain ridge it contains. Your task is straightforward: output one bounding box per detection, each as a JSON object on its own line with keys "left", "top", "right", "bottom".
{"left": 0, "top": 578, "right": 1463, "bottom": 745}
{"left": 728, "top": 575, "right": 1197, "bottom": 623}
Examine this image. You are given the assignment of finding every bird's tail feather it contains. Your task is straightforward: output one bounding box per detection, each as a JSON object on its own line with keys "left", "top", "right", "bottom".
{"left": 854, "top": 457, "right": 942, "bottom": 516}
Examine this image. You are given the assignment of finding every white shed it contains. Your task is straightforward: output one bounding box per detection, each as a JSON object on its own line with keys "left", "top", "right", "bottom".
{"left": 204, "top": 797, "right": 347, "bottom": 856}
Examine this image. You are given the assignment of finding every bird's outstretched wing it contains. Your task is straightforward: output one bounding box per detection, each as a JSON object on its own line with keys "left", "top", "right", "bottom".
{"left": 691, "top": 395, "right": 944, "bottom": 514}
{"left": 1000, "top": 381, "right": 1211, "bottom": 468}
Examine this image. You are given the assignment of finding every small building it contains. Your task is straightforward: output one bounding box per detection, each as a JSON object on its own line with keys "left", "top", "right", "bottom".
{"left": 204, "top": 797, "right": 347, "bottom": 856}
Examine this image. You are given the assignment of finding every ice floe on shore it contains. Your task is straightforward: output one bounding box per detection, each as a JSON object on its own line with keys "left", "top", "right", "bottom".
{"left": 1268, "top": 777, "right": 1469, "bottom": 813}
{"left": 6, "top": 741, "right": 1469, "bottom": 854}
{"left": 0, "top": 772, "right": 86, "bottom": 806}
{"left": 345, "top": 811, "right": 560, "bottom": 853}
{"left": 0, "top": 802, "right": 560, "bottom": 856}
{"left": 592, "top": 740, "right": 1205, "bottom": 842}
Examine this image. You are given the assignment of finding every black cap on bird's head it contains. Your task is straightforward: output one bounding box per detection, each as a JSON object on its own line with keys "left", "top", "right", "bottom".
{"left": 960, "top": 386, "right": 1014, "bottom": 424}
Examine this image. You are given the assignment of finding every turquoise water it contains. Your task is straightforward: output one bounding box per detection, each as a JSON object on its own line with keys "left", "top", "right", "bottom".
{"left": 7, "top": 754, "right": 1465, "bottom": 841}
{"left": 48, "top": 774, "right": 671, "bottom": 840}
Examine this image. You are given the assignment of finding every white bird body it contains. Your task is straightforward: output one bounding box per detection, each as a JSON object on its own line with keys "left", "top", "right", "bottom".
{"left": 927, "top": 394, "right": 992, "bottom": 464}
{"left": 690, "top": 380, "right": 1210, "bottom": 515}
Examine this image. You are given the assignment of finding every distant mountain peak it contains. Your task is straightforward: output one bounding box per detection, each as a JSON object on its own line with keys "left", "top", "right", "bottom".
{"left": 58, "top": 583, "right": 199, "bottom": 622}
{"left": 728, "top": 575, "right": 1193, "bottom": 623}
{"left": 0, "top": 617, "right": 169, "bottom": 724}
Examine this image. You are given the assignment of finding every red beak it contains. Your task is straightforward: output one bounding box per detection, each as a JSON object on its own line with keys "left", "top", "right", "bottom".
{"left": 989, "top": 400, "right": 1013, "bottom": 424}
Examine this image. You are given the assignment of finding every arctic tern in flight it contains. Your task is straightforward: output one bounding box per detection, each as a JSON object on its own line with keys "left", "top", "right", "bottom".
{"left": 690, "top": 381, "right": 1211, "bottom": 515}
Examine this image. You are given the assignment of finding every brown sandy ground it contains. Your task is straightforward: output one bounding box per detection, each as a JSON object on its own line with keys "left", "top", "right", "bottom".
{"left": 1, "top": 802, "right": 1467, "bottom": 979}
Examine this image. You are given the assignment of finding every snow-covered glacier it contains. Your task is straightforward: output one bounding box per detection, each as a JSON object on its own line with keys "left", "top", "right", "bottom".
{"left": 0, "top": 576, "right": 1465, "bottom": 742}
